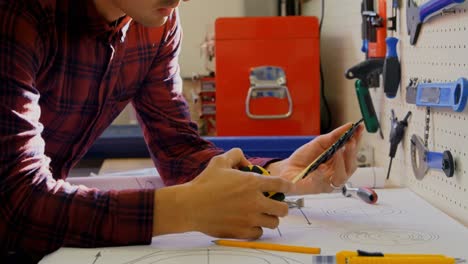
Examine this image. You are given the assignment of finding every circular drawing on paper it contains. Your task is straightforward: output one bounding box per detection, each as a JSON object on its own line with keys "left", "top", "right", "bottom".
{"left": 122, "top": 248, "right": 305, "bottom": 264}
{"left": 324, "top": 206, "right": 405, "bottom": 217}
{"left": 339, "top": 229, "right": 439, "bottom": 246}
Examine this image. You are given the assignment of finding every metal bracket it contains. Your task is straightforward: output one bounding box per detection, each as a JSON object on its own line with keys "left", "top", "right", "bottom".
{"left": 246, "top": 66, "right": 293, "bottom": 120}
{"left": 410, "top": 134, "right": 455, "bottom": 180}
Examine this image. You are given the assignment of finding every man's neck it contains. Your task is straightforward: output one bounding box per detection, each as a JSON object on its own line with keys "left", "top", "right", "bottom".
{"left": 93, "top": 0, "right": 126, "bottom": 23}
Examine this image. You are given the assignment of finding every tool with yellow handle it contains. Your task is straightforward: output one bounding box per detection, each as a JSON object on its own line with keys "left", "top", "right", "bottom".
{"left": 312, "top": 250, "right": 465, "bottom": 264}
{"left": 239, "top": 165, "right": 286, "bottom": 201}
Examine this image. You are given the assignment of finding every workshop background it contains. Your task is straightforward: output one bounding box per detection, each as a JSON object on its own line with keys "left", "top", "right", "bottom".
{"left": 106, "top": 0, "right": 468, "bottom": 226}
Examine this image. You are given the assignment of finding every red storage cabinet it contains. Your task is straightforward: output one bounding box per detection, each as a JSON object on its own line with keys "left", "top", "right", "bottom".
{"left": 215, "top": 16, "right": 321, "bottom": 136}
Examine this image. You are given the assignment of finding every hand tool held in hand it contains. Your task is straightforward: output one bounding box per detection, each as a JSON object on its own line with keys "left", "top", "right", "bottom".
{"left": 241, "top": 119, "right": 363, "bottom": 201}
{"left": 290, "top": 119, "right": 364, "bottom": 184}
{"left": 387, "top": 110, "right": 411, "bottom": 179}
{"left": 407, "top": 0, "right": 465, "bottom": 45}
{"left": 383, "top": 37, "right": 401, "bottom": 98}
{"left": 312, "top": 250, "right": 465, "bottom": 264}
{"left": 284, "top": 197, "right": 305, "bottom": 208}
{"left": 342, "top": 184, "right": 378, "bottom": 204}
{"left": 213, "top": 239, "right": 321, "bottom": 254}
{"left": 239, "top": 165, "right": 286, "bottom": 201}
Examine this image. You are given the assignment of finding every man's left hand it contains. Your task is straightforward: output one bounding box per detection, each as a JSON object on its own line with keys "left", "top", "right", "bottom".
{"left": 266, "top": 123, "right": 364, "bottom": 194}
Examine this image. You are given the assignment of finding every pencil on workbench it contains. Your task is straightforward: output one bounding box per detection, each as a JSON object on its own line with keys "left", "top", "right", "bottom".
{"left": 212, "top": 239, "right": 321, "bottom": 254}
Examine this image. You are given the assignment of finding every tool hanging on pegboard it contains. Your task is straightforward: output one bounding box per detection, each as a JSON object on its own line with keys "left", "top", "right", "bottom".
{"left": 407, "top": 0, "right": 466, "bottom": 45}
{"left": 345, "top": 0, "right": 387, "bottom": 138}
{"left": 405, "top": 78, "right": 460, "bottom": 180}
{"left": 410, "top": 134, "right": 455, "bottom": 180}
{"left": 384, "top": 0, "right": 401, "bottom": 99}
{"left": 383, "top": 37, "right": 401, "bottom": 99}
{"left": 387, "top": 0, "right": 399, "bottom": 31}
{"left": 406, "top": 77, "right": 468, "bottom": 112}
{"left": 386, "top": 110, "right": 411, "bottom": 179}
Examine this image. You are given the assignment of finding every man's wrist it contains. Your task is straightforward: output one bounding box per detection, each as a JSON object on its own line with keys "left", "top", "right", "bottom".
{"left": 153, "top": 184, "right": 194, "bottom": 236}
{"left": 264, "top": 160, "right": 284, "bottom": 176}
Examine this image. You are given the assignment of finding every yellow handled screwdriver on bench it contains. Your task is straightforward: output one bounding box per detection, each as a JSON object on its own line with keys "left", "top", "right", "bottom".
{"left": 240, "top": 119, "right": 364, "bottom": 202}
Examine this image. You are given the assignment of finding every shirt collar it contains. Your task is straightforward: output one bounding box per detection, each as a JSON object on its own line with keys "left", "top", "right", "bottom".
{"left": 71, "top": 0, "right": 132, "bottom": 41}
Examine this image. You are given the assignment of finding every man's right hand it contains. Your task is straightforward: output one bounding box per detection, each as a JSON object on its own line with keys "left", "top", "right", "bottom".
{"left": 153, "top": 148, "right": 293, "bottom": 239}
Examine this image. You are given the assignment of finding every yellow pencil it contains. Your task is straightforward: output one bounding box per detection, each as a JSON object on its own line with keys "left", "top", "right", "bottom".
{"left": 212, "top": 239, "right": 321, "bottom": 254}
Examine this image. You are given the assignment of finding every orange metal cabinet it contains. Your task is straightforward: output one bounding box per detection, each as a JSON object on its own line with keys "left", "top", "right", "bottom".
{"left": 215, "top": 16, "right": 320, "bottom": 136}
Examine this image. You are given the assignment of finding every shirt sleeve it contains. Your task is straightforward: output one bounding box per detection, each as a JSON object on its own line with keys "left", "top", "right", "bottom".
{"left": 133, "top": 11, "right": 277, "bottom": 186}
{"left": 0, "top": 3, "right": 153, "bottom": 258}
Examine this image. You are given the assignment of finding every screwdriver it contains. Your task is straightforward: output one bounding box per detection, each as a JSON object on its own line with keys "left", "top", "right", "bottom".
{"left": 383, "top": 37, "right": 401, "bottom": 98}
{"left": 387, "top": 110, "right": 411, "bottom": 179}
{"left": 239, "top": 165, "right": 286, "bottom": 201}
{"left": 241, "top": 119, "right": 363, "bottom": 201}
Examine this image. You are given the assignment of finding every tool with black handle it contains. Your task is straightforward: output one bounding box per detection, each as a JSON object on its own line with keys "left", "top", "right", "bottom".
{"left": 383, "top": 37, "right": 401, "bottom": 98}
{"left": 241, "top": 119, "right": 364, "bottom": 202}
{"left": 239, "top": 165, "right": 286, "bottom": 201}
{"left": 386, "top": 110, "right": 411, "bottom": 179}
{"left": 346, "top": 60, "right": 384, "bottom": 138}
{"left": 346, "top": 0, "right": 387, "bottom": 138}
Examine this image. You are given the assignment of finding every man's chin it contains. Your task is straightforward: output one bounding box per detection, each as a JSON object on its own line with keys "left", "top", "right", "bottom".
{"left": 140, "top": 17, "right": 169, "bottom": 27}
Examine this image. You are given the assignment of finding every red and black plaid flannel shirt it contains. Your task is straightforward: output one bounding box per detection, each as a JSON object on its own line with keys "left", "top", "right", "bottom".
{"left": 0, "top": 0, "right": 274, "bottom": 260}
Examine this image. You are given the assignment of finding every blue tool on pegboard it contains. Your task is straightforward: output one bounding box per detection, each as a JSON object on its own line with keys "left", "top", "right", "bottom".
{"left": 406, "top": 77, "right": 468, "bottom": 112}
{"left": 410, "top": 134, "right": 455, "bottom": 180}
{"left": 407, "top": 0, "right": 465, "bottom": 45}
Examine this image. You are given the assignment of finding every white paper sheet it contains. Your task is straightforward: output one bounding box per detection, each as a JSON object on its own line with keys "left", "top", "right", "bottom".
{"left": 40, "top": 188, "right": 468, "bottom": 264}
{"left": 68, "top": 175, "right": 164, "bottom": 191}
{"left": 67, "top": 168, "right": 164, "bottom": 191}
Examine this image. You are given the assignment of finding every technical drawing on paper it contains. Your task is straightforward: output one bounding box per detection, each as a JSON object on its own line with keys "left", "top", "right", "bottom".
{"left": 339, "top": 228, "right": 440, "bottom": 246}
{"left": 39, "top": 189, "right": 468, "bottom": 264}
{"left": 323, "top": 206, "right": 406, "bottom": 217}
{"left": 119, "top": 248, "right": 306, "bottom": 264}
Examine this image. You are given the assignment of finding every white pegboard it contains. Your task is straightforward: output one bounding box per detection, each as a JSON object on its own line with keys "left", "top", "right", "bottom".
{"left": 303, "top": 0, "right": 468, "bottom": 225}
{"left": 370, "top": 0, "right": 468, "bottom": 226}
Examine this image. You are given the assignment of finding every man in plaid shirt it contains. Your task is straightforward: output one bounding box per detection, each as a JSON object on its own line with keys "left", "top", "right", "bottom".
{"left": 0, "top": 0, "right": 363, "bottom": 262}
